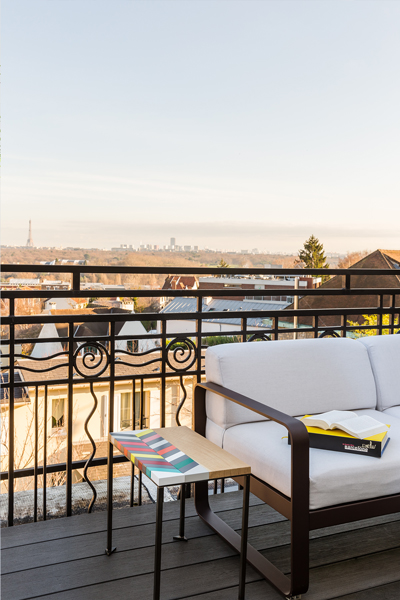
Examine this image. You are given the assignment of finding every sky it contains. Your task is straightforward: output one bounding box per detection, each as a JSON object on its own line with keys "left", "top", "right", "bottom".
{"left": 2, "top": 0, "right": 400, "bottom": 253}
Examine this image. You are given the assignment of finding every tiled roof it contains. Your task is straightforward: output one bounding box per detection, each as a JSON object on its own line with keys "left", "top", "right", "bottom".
{"left": 162, "top": 276, "right": 198, "bottom": 290}
{"left": 49, "top": 308, "right": 130, "bottom": 316}
{"left": 161, "top": 297, "right": 289, "bottom": 327}
{"left": 380, "top": 249, "right": 400, "bottom": 262}
{"left": 48, "top": 308, "right": 133, "bottom": 341}
{"left": 379, "top": 250, "right": 400, "bottom": 270}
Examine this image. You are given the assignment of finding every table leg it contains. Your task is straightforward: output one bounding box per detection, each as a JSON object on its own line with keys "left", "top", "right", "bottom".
{"left": 154, "top": 486, "right": 164, "bottom": 600}
{"left": 238, "top": 474, "right": 250, "bottom": 600}
{"left": 173, "top": 484, "right": 188, "bottom": 542}
{"left": 106, "top": 440, "right": 116, "bottom": 556}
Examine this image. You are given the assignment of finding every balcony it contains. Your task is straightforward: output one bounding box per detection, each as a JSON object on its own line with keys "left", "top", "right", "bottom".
{"left": 1, "top": 263, "right": 400, "bottom": 599}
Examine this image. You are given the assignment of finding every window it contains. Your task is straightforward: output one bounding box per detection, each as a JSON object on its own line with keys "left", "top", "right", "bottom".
{"left": 101, "top": 394, "right": 108, "bottom": 437}
{"left": 112, "top": 390, "right": 151, "bottom": 432}
{"left": 134, "top": 391, "right": 150, "bottom": 429}
{"left": 81, "top": 345, "right": 98, "bottom": 356}
{"left": 120, "top": 392, "right": 131, "bottom": 429}
{"left": 127, "top": 340, "right": 139, "bottom": 353}
{"left": 167, "top": 384, "right": 180, "bottom": 427}
{"left": 52, "top": 398, "right": 65, "bottom": 428}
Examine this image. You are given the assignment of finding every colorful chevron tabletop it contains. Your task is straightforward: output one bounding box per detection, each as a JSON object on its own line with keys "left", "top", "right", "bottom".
{"left": 110, "top": 429, "right": 210, "bottom": 486}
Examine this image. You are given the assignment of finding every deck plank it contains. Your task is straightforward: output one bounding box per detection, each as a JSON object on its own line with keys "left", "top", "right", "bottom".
{"left": 0, "top": 491, "right": 264, "bottom": 549}
{"left": 330, "top": 580, "right": 400, "bottom": 600}
{"left": 263, "top": 519, "right": 400, "bottom": 573}
{"left": 2, "top": 491, "right": 400, "bottom": 600}
{"left": 305, "top": 547, "right": 400, "bottom": 600}
{"left": 5, "top": 560, "right": 271, "bottom": 600}
{"left": 1, "top": 501, "right": 285, "bottom": 574}
{"left": 10, "top": 547, "right": 400, "bottom": 600}
{"left": 3, "top": 500, "right": 400, "bottom": 577}
{"left": 1, "top": 537, "right": 261, "bottom": 600}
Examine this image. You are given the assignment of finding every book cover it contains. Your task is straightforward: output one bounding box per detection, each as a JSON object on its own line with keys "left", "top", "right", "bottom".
{"left": 288, "top": 418, "right": 390, "bottom": 458}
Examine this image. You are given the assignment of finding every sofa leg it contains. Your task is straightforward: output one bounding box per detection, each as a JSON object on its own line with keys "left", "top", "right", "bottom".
{"left": 195, "top": 480, "right": 294, "bottom": 598}
{"left": 290, "top": 508, "right": 309, "bottom": 596}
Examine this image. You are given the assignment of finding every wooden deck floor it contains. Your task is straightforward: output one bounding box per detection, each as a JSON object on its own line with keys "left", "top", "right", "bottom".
{"left": 2, "top": 491, "right": 400, "bottom": 600}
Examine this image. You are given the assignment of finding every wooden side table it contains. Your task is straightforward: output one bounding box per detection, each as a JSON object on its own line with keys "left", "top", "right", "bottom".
{"left": 106, "top": 426, "right": 251, "bottom": 600}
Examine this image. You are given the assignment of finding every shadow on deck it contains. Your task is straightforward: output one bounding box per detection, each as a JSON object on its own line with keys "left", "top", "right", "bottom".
{"left": 2, "top": 491, "right": 400, "bottom": 600}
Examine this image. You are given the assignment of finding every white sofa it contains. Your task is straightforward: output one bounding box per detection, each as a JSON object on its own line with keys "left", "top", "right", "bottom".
{"left": 194, "top": 334, "right": 400, "bottom": 599}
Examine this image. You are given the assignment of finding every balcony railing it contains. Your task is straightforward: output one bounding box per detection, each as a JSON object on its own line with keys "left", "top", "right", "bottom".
{"left": 1, "top": 264, "right": 399, "bottom": 527}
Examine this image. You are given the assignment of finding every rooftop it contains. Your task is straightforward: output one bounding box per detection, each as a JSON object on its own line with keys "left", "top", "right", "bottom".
{"left": 161, "top": 297, "right": 289, "bottom": 327}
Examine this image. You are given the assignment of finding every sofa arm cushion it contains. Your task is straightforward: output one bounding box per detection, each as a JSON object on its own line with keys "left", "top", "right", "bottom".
{"left": 358, "top": 334, "right": 400, "bottom": 411}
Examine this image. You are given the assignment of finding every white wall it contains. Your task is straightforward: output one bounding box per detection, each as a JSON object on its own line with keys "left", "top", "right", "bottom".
{"left": 30, "top": 323, "right": 64, "bottom": 359}
{"left": 115, "top": 320, "right": 157, "bottom": 353}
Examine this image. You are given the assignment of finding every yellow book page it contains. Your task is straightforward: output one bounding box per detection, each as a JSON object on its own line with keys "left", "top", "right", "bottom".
{"left": 301, "top": 416, "right": 390, "bottom": 442}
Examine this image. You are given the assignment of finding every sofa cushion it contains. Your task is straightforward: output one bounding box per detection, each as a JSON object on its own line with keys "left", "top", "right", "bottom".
{"left": 358, "top": 334, "right": 400, "bottom": 411}
{"left": 205, "top": 337, "right": 377, "bottom": 431}
{"left": 219, "top": 409, "right": 400, "bottom": 510}
{"left": 383, "top": 406, "right": 400, "bottom": 419}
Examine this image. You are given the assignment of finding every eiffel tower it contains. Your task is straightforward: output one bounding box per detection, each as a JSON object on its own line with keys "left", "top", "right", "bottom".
{"left": 26, "top": 220, "right": 34, "bottom": 247}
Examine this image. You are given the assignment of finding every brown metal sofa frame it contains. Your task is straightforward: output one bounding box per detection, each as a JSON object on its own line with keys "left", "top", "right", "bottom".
{"left": 194, "top": 382, "right": 400, "bottom": 599}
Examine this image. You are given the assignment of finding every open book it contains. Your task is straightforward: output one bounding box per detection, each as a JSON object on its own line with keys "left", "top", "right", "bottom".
{"left": 302, "top": 410, "right": 389, "bottom": 440}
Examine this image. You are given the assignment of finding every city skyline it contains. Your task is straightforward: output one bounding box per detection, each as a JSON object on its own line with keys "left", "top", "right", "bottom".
{"left": 2, "top": 1, "right": 400, "bottom": 253}
{"left": 0, "top": 220, "right": 360, "bottom": 257}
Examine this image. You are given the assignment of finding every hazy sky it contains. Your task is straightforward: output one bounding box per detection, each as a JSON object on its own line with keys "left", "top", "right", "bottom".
{"left": 2, "top": 0, "right": 400, "bottom": 253}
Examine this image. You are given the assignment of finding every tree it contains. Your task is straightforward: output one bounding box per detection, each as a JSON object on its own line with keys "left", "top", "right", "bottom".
{"left": 337, "top": 250, "right": 369, "bottom": 269}
{"left": 216, "top": 259, "right": 230, "bottom": 268}
{"left": 347, "top": 314, "right": 399, "bottom": 338}
{"left": 204, "top": 335, "right": 241, "bottom": 346}
{"left": 298, "top": 235, "right": 330, "bottom": 270}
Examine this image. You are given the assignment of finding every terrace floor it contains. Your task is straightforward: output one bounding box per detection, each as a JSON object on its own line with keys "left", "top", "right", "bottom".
{"left": 2, "top": 491, "right": 400, "bottom": 600}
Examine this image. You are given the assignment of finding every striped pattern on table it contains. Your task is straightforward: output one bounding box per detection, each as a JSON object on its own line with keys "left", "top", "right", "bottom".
{"left": 110, "top": 429, "right": 210, "bottom": 486}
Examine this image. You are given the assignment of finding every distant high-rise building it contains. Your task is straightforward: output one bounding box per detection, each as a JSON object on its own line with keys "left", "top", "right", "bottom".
{"left": 170, "top": 237, "right": 176, "bottom": 249}
{"left": 26, "top": 220, "right": 34, "bottom": 247}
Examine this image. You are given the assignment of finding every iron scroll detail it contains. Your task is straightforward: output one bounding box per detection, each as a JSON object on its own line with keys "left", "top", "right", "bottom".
{"left": 175, "top": 375, "right": 187, "bottom": 427}
{"left": 83, "top": 383, "right": 98, "bottom": 513}
{"left": 248, "top": 333, "right": 272, "bottom": 342}
{"left": 166, "top": 337, "right": 197, "bottom": 372}
{"left": 166, "top": 337, "right": 196, "bottom": 427}
{"left": 72, "top": 342, "right": 110, "bottom": 512}
{"left": 73, "top": 341, "right": 110, "bottom": 378}
{"left": 318, "top": 330, "right": 340, "bottom": 339}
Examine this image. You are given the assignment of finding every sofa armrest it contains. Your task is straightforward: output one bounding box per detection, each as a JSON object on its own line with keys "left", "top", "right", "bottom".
{"left": 194, "top": 382, "right": 309, "bottom": 512}
{"left": 195, "top": 381, "right": 309, "bottom": 447}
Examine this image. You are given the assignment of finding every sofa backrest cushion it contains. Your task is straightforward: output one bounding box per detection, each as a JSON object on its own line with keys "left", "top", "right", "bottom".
{"left": 358, "top": 334, "right": 400, "bottom": 411}
{"left": 205, "top": 337, "right": 377, "bottom": 431}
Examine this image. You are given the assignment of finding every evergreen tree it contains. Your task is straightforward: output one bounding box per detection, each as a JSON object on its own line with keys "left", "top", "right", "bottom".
{"left": 215, "top": 258, "right": 230, "bottom": 277}
{"left": 217, "top": 259, "right": 230, "bottom": 268}
{"left": 298, "top": 235, "right": 330, "bottom": 270}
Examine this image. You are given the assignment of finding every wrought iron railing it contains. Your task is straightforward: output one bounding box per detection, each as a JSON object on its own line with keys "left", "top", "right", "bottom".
{"left": 1, "top": 264, "right": 399, "bottom": 526}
